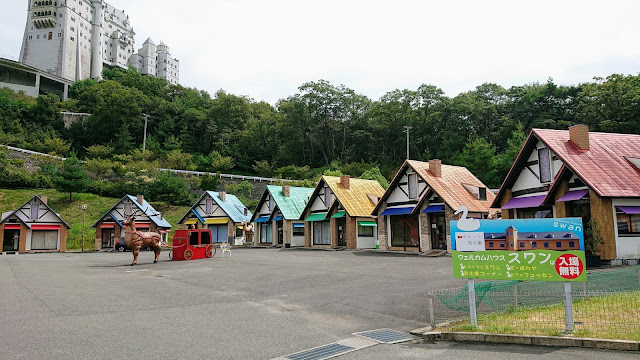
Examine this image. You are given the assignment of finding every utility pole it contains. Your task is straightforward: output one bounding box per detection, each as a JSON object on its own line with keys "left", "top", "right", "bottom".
{"left": 81, "top": 204, "right": 87, "bottom": 252}
{"left": 142, "top": 114, "right": 149, "bottom": 151}
{"left": 404, "top": 126, "right": 412, "bottom": 160}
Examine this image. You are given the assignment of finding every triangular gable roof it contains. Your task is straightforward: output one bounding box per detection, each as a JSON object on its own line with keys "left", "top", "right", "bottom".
{"left": 0, "top": 195, "right": 71, "bottom": 228}
{"left": 492, "top": 129, "right": 640, "bottom": 207}
{"left": 181, "top": 191, "right": 252, "bottom": 224}
{"left": 265, "top": 185, "right": 314, "bottom": 220}
{"left": 91, "top": 195, "right": 171, "bottom": 228}
{"left": 301, "top": 176, "right": 385, "bottom": 218}
{"left": 374, "top": 160, "right": 495, "bottom": 214}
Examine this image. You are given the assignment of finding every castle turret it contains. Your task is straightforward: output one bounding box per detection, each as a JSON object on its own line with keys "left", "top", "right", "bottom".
{"left": 91, "top": 0, "right": 105, "bottom": 80}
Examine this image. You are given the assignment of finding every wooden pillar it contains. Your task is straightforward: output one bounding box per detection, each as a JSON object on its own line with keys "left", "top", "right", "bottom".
{"left": 19, "top": 224, "right": 28, "bottom": 253}
{"left": 554, "top": 180, "right": 569, "bottom": 218}
{"left": 59, "top": 225, "right": 67, "bottom": 252}
{"left": 330, "top": 218, "right": 338, "bottom": 248}
{"left": 304, "top": 222, "right": 311, "bottom": 248}
{"left": 588, "top": 190, "right": 616, "bottom": 260}
{"left": 345, "top": 215, "right": 357, "bottom": 249}
{"left": 378, "top": 215, "right": 388, "bottom": 250}
{"left": 500, "top": 189, "right": 513, "bottom": 219}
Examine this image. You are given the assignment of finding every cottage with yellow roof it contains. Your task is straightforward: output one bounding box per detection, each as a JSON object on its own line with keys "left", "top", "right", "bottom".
{"left": 372, "top": 159, "right": 496, "bottom": 253}
{"left": 300, "top": 175, "right": 385, "bottom": 249}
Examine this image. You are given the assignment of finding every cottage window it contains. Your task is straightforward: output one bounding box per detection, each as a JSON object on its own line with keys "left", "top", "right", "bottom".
{"left": 268, "top": 196, "right": 273, "bottom": 211}
{"left": 292, "top": 225, "right": 304, "bottom": 237}
{"left": 124, "top": 203, "right": 132, "bottom": 216}
{"left": 31, "top": 230, "right": 57, "bottom": 250}
{"left": 538, "top": 147, "right": 552, "bottom": 183}
{"left": 313, "top": 221, "right": 331, "bottom": 245}
{"left": 616, "top": 211, "right": 640, "bottom": 235}
{"left": 408, "top": 173, "right": 418, "bottom": 199}
{"left": 31, "top": 203, "right": 39, "bottom": 219}
{"left": 358, "top": 225, "right": 374, "bottom": 237}
{"left": 205, "top": 198, "right": 212, "bottom": 214}
{"left": 324, "top": 187, "right": 331, "bottom": 207}
{"left": 261, "top": 223, "right": 272, "bottom": 244}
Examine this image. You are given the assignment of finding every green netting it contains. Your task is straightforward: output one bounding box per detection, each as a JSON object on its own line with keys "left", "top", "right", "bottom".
{"left": 437, "top": 265, "right": 640, "bottom": 312}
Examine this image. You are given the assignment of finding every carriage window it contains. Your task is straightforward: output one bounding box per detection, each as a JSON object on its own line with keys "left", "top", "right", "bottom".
{"left": 189, "top": 232, "right": 199, "bottom": 246}
{"left": 200, "top": 231, "right": 211, "bottom": 245}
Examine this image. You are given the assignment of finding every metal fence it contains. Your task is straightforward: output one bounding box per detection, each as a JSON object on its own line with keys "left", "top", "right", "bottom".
{"left": 428, "top": 265, "right": 640, "bottom": 340}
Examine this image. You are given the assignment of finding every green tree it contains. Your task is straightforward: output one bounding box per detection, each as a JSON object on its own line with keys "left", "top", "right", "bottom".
{"left": 360, "top": 167, "right": 389, "bottom": 189}
{"left": 200, "top": 174, "right": 221, "bottom": 191}
{"left": 54, "top": 156, "right": 90, "bottom": 201}
{"left": 147, "top": 172, "right": 191, "bottom": 205}
{"left": 210, "top": 151, "right": 235, "bottom": 172}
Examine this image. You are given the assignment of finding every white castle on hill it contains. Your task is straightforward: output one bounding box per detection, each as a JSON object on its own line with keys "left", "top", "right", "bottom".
{"left": 19, "top": 0, "right": 179, "bottom": 84}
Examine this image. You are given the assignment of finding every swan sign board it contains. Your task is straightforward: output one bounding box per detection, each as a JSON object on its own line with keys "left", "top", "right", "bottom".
{"left": 450, "top": 217, "right": 586, "bottom": 282}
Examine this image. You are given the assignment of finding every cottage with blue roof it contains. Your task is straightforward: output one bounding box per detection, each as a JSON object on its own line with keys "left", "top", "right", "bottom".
{"left": 92, "top": 195, "right": 172, "bottom": 250}
{"left": 251, "top": 185, "right": 314, "bottom": 247}
{"left": 178, "top": 191, "right": 252, "bottom": 245}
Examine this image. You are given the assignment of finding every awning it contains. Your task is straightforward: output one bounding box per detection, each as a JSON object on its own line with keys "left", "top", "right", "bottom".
{"left": 305, "top": 213, "right": 327, "bottom": 222}
{"left": 185, "top": 219, "right": 198, "bottom": 225}
{"left": 423, "top": 205, "right": 445, "bottom": 213}
{"left": 380, "top": 207, "right": 414, "bottom": 216}
{"left": 358, "top": 221, "right": 377, "bottom": 227}
{"left": 331, "top": 211, "right": 346, "bottom": 218}
{"left": 616, "top": 206, "right": 640, "bottom": 214}
{"left": 272, "top": 216, "right": 283, "bottom": 221}
{"left": 100, "top": 223, "right": 115, "bottom": 229}
{"left": 556, "top": 189, "right": 589, "bottom": 202}
{"left": 292, "top": 223, "right": 305, "bottom": 228}
{"left": 237, "top": 225, "right": 244, "bottom": 229}
{"left": 31, "top": 224, "right": 61, "bottom": 230}
{"left": 205, "top": 218, "right": 228, "bottom": 225}
{"left": 3, "top": 224, "right": 21, "bottom": 230}
{"left": 254, "top": 216, "right": 270, "bottom": 223}
{"left": 135, "top": 223, "right": 150, "bottom": 228}
{"left": 501, "top": 195, "right": 546, "bottom": 209}
{"left": 160, "top": 230, "right": 167, "bottom": 233}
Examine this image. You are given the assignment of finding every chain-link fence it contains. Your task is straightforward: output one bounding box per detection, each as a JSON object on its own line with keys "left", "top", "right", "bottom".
{"left": 428, "top": 265, "right": 640, "bottom": 340}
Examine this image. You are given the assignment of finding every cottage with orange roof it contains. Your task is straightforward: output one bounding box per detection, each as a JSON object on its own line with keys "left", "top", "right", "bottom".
{"left": 300, "top": 175, "right": 385, "bottom": 249}
{"left": 372, "top": 159, "right": 495, "bottom": 253}
{"left": 492, "top": 125, "right": 640, "bottom": 263}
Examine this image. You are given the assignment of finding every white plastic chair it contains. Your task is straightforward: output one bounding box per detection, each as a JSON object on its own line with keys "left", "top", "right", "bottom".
{"left": 220, "top": 242, "right": 231, "bottom": 257}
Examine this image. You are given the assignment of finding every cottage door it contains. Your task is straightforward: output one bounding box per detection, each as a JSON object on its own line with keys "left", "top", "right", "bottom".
{"left": 430, "top": 213, "right": 447, "bottom": 250}
{"left": 337, "top": 218, "right": 346, "bottom": 247}
{"left": 3, "top": 229, "right": 19, "bottom": 252}
{"left": 277, "top": 220, "right": 284, "bottom": 244}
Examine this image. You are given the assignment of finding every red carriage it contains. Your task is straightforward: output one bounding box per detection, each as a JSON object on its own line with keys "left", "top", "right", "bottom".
{"left": 170, "top": 229, "right": 216, "bottom": 261}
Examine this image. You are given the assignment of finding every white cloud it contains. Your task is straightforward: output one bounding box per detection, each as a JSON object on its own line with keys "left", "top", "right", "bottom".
{"left": 2, "top": 0, "right": 639, "bottom": 103}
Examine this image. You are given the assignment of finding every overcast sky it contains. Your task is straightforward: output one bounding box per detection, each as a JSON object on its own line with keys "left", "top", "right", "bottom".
{"left": 2, "top": 0, "right": 639, "bottom": 104}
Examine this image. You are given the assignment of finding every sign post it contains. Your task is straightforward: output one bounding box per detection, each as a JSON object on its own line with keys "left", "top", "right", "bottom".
{"left": 450, "top": 208, "right": 587, "bottom": 330}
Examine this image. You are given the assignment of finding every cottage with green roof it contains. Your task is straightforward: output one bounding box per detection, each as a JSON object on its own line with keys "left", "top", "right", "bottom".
{"left": 251, "top": 185, "right": 314, "bottom": 247}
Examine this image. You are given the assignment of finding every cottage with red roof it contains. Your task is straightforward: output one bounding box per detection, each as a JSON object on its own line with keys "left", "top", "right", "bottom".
{"left": 491, "top": 125, "right": 640, "bottom": 263}
{"left": 372, "top": 159, "right": 496, "bottom": 253}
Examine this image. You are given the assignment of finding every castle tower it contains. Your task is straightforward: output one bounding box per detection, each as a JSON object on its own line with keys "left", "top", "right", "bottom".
{"left": 506, "top": 225, "right": 518, "bottom": 251}
{"left": 90, "top": 0, "right": 105, "bottom": 80}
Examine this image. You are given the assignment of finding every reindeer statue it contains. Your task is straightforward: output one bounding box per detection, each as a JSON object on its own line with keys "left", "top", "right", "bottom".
{"left": 123, "top": 216, "right": 163, "bottom": 266}
{"left": 242, "top": 220, "right": 254, "bottom": 245}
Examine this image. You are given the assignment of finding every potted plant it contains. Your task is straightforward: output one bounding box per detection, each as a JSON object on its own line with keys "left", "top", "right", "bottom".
{"left": 584, "top": 218, "right": 604, "bottom": 268}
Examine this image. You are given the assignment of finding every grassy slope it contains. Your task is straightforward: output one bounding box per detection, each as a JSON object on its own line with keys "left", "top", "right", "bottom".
{"left": 0, "top": 189, "right": 189, "bottom": 250}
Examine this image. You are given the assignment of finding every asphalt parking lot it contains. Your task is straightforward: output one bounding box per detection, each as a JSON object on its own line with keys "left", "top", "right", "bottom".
{"left": 1, "top": 248, "right": 636, "bottom": 359}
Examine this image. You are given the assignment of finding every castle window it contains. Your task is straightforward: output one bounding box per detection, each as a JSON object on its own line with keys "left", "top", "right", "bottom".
{"left": 48, "top": 32, "right": 52, "bottom": 40}
{"left": 544, "top": 241, "right": 549, "bottom": 248}
{"left": 500, "top": 242, "right": 505, "bottom": 248}
{"left": 531, "top": 241, "right": 537, "bottom": 248}
{"left": 556, "top": 242, "right": 561, "bottom": 248}
{"left": 37, "top": 34, "right": 40, "bottom": 39}
{"left": 519, "top": 242, "right": 525, "bottom": 248}
{"left": 569, "top": 241, "right": 575, "bottom": 248}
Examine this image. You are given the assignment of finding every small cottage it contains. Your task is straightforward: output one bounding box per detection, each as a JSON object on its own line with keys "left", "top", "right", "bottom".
{"left": 1, "top": 195, "right": 71, "bottom": 253}
{"left": 251, "top": 185, "right": 314, "bottom": 247}
{"left": 372, "top": 159, "right": 495, "bottom": 253}
{"left": 491, "top": 125, "right": 640, "bottom": 263}
{"left": 300, "top": 176, "right": 385, "bottom": 249}
{"left": 178, "top": 191, "right": 252, "bottom": 245}
{"left": 92, "top": 195, "right": 172, "bottom": 250}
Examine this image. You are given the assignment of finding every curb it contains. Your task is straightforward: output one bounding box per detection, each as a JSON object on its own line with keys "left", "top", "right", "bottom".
{"left": 410, "top": 329, "right": 640, "bottom": 352}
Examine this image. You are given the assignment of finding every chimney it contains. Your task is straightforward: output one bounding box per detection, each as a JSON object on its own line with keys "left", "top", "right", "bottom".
{"left": 283, "top": 185, "right": 290, "bottom": 197}
{"left": 340, "top": 175, "right": 350, "bottom": 190}
{"left": 219, "top": 191, "right": 226, "bottom": 202}
{"left": 137, "top": 195, "right": 144, "bottom": 205}
{"left": 569, "top": 124, "right": 590, "bottom": 150}
{"left": 41, "top": 196, "right": 48, "bottom": 205}
{"left": 429, "top": 159, "right": 442, "bottom": 177}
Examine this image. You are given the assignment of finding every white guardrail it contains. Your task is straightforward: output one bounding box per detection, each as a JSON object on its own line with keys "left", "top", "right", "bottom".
{"left": 2, "top": 145, "right": 296, "bottom": 183}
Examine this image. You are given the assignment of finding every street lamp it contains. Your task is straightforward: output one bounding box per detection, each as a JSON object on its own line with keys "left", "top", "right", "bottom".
{"left": 142, "top": 114, "right": 149, "bottom": 151}
{"left": 81, "top": 204, "right": 87, "bottom": 252}
{"left": 404, "top": 126, "right": 413, "bottom": 160}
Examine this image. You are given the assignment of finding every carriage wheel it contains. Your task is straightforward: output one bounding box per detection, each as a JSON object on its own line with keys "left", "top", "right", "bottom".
{"left": 205, "top": 245, "right": 213, "bottom": 258}
{"left": 184, "top": 249, "right": 193, "bottom": 260}
{"left": 168, "top": 250, "right": 173, "bottom": 260}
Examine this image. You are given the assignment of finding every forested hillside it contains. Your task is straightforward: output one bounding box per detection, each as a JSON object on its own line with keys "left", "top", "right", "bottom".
{"left": 1, "top": 67, "right": 640, "bottom": 188}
